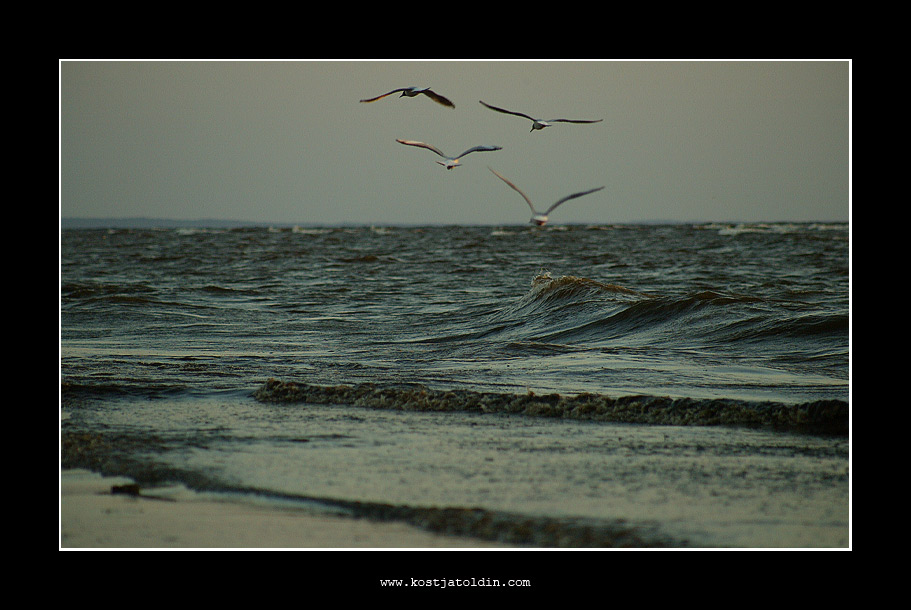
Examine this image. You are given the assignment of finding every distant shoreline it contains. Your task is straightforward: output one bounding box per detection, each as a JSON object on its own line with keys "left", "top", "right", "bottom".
{"left": 60, "top": 218, "right": 849, "bottom": 230}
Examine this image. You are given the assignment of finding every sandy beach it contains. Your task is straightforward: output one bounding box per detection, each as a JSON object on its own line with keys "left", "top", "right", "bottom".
{"left": 59, "top": 469, "right": 512, "bottom": 549}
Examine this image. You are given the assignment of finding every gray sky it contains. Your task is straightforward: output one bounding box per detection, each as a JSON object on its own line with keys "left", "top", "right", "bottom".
{"left": 59, "top": 60, "right": 850, "bottom": 226}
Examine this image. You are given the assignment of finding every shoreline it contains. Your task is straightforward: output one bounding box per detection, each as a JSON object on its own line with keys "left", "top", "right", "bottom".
{"left": 59, "top": 469, "right": 513, "bottom": 549}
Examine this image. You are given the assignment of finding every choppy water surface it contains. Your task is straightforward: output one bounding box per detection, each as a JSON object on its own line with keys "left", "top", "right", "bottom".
{"left": 60, "top": 223, "right": 850, "bottom": 547}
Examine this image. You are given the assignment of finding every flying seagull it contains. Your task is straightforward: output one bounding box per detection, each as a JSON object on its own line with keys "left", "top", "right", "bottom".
{"left": 396, "top": 139, "right": 502, "bottom": 170}
{"left": 489, "top": 167, "right": 604, "bottom": 226}
{"left": 360, "top": 87, "right": 455, "bottom": 108}
{"left": 479, "top": 100, "right": 602, "bottom": 132}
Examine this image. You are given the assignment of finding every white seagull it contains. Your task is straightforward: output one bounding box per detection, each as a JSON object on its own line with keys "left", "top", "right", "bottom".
{"left": 489, "top": 167, "right": 604, "bottom": 226}
{"left": 360, "top": 87, "right": 455, "bottom": 108}
{"left": 396, "top": 139, "right": 502, "bottom": 170}
{"left": 479, "top": 100, "right": 603, "bottom": 132}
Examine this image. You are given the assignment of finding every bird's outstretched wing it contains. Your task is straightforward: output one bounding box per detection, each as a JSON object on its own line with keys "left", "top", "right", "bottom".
{"left": 457, "top": 145, "right": 503, "bottom": 158}
{"left": 549, "top": 118, "right": 603, "bottom": 124}
{"left": 489, "top": 168, "right": 537, "bottom": 214}
{"left": 421, "top": 89, "right": 455, "bottom": 108}
{"left": 396, "top": 139, "right": 447, "bottom": 158}
{"left": 479, "top": 101, "right": 536, "bottom": 122}
{"left": 360, "top": 88, "right": 410, "bottom": 103}
{"left": 544, "top": 186, "right": 605, "bottom": 215}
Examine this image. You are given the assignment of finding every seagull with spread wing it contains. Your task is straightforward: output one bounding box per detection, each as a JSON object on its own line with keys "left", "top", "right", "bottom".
{"left": 489, "top": 167, "right": 604, "bottom": 225}
{"left": 396, "top": 139, "right": 502, "bottom": 170}
{"left": 480, "top": 100, "right": 602, "bottom": 132}
{"left": 360, "top": 87, "right": 455, "bottom": 108}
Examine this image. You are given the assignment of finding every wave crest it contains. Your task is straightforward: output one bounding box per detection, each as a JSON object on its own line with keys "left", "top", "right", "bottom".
{"left": 529, "top": 272, "right": 648, "bottom": 300}
{"left": 254, "top": 379, "right": 848, "bottom": 436}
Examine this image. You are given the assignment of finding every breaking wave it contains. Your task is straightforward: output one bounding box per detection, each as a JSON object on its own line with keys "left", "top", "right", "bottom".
{"left": 254, "top": 378, "right": 848, "bottom": 436}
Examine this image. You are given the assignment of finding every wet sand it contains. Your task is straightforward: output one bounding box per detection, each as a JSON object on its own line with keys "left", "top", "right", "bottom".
{"left": 60, "top": 469, "right": 512, "bottom": 549}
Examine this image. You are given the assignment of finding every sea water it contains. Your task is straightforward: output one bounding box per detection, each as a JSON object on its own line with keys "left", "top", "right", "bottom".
{"left": 60, "top": 223, "right": 850, "bottom": 547}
